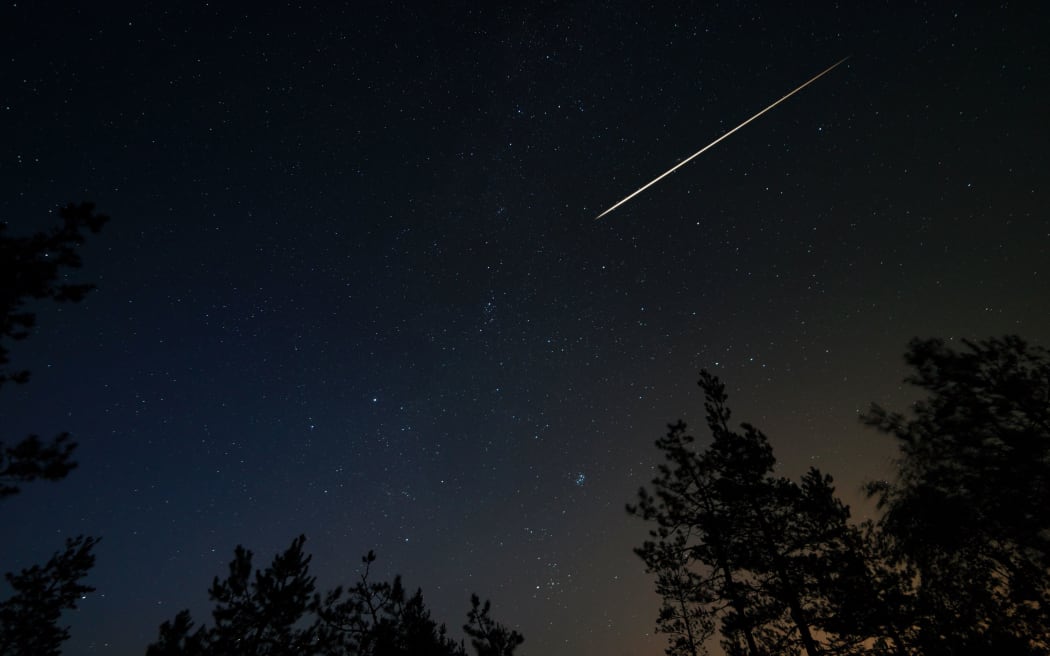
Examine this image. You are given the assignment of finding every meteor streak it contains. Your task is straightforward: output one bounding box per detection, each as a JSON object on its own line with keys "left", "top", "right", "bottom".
{"left": 595, "top": 57, "right": 849, "bottom": 220}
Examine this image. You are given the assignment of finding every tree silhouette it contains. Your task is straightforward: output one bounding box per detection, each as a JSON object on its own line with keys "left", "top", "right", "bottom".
{"left": 1, "top": 202, "right": 106, "bottom": 655}
{"left": 863, "top": 336, "right": 1050, "bottom": 654}
{"left": 463, "top": 594, "right": 524, "bottom": 656}
{"left": 630, "top": 371, "right": 901, "bottom": 656}
{"left": 318, "top": 549, "right": 465, "bottom": 656}
{"left": 0, "top": 535, "right": 99, "bottom": 656}
{"left": 0, "top": 433, "right": 78, "bottom": 500}
{"left": 148, "top": 535, "right": 523, "bottom": 656}
{"left": 0, "top": 201, "right": 108, "bottom": 497}
{"left": 633, "top": 337, "right": 1050, "bottom": 655}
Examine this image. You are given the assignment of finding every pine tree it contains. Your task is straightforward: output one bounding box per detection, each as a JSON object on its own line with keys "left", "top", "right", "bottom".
{"left": 1, "top": 202, "right": 107, "bottom": 654}
{"left": 631, "top": 371, "right": 894, "bottom": 655}
{"left": 863, "top": 336, "right": 1050, "bottom": 653}
{"left": 148, "top": 536, "right": 522, "bottom": 656}
{"left": 0, "top": 536, "right": 99, "bottom": 656}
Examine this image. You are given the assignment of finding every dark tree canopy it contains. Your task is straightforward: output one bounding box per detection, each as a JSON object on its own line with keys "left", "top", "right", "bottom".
{"left": 0, "top": 201, "right": 109, "bottom": 498}
{"left": 147, "top": 535, "right": 523, "bottom": 656}
{"left": 0, "top": 202, "right": 108, "bottom": 387}
{"left": 629, "top": 372, "right": 892, "bottom": 656}
{"left": 463, "top": 594, "right": 524, "bottom": 656}
{"left": 0, "top": 536, "right": 99, "bottom": 656}
{"left": 0, "top": 433, "right": 77, "bottom": 500}
{"left": 863, "top": 336, "right": 1050, "bottom": 654}
{"left": 1, "top": 203, "right": 106, "bottom": 656}
{"left": 632, "top": 337, "right": 1050, "bottom": 656}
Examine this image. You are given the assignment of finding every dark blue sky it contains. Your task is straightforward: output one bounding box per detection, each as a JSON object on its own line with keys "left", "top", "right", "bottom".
{"left": 2, "top": 2, "right": 1048, "bottom": 655}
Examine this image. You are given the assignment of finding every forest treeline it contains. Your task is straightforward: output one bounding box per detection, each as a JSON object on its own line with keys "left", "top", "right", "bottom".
{"left": 630, "top": 337, "right": 1050, "bottom": 655}
{"left": 145, "top": 540, "right": 523, "bottom": 656}
{"left": 2, "top": 208, "right": 1048, "bottom": 655}
{"left": 1, "top": 203, "right": 107, "bottom": 656}
{"left": 0, "top": 206, "right": 522, "bottom": 656}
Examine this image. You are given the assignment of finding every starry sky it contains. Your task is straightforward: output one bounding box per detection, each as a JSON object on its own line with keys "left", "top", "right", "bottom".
{"left": 2, "top": 2, "right": 1048, "bottom": 655}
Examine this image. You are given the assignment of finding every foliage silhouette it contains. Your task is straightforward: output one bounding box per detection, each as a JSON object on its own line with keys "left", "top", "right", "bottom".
{"left": 863, "top": 336, "right": 1050, "bottom": 654}
{"left": 0, "top": 202, "right": 109, "bottom": 387}
{"left": 0, "top": 201, "right": 108, "bottom": 498}
{"left": 315, "top": 548, "right": 465, "bottom": 656}
{"left": 0, "top": 433, "right": 78, "bottom": 500}
{"left": 0, "top": 536, "right": 99, "bottom": 656}
{"left": 633, "top": 336, "right": 1050, "bottom": 655}
{"left": 147, "top": 535, "right": 523, "bottom": 656}
{"left": 463, "top": 594, "right": 524, "bottom": 656}
{"left": 629, "top": 371, "right": 890, "bottom": 656}
{"left": 1, "top": 202, "right": 106, "bottom": 655}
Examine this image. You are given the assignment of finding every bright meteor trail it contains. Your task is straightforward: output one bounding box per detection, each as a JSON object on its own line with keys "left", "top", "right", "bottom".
{"left": 595, "top": 57, "right": 849, "bottom": 220}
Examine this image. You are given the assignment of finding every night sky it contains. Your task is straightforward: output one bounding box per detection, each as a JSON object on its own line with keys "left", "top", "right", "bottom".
{"left": 3, "top": 3, "right": 1048, "bottom": 655}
